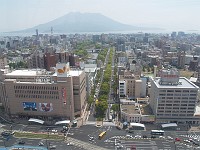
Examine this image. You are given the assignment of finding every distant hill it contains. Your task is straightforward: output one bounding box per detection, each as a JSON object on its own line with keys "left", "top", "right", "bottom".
{"left": 14, "top": 12, "right": 160, "bottom": 33}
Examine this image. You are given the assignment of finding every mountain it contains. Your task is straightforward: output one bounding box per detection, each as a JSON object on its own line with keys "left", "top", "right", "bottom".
{"left": 17, "top": 12, "right": 158, "bottom": 33}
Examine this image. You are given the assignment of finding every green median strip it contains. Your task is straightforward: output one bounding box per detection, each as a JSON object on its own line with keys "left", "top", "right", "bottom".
{"left": 14, "top": 132, "right": 64, "bottom": 140}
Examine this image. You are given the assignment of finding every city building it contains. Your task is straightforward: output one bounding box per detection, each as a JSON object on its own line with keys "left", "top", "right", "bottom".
{"left": 149, "top": 69, "right": 200, "bottom": 124}
{"left": 118, "top": 71, "right": 144, "bottom": 100}
{"left": 0, "top": 63, "right": 87, "bottom": 125}
{"left": 0, "top": 56, "right": 7, "bottom": 69}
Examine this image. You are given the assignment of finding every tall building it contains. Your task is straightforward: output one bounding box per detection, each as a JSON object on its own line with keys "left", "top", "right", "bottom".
{"left": 150, "top": 69, "right": 199, "bottom": 124}
{"left": 44, "top": 52, "right": 56, "bottom": 71}
{"left": 27, "top": 51, "right": 44, "bottom": 69}
{"left": 0, "top": 56, "right": 7, "bottom": 69}
{"left": 0, "top": 63, "right": 87, "bottom": 124}
{"left": 119, "top": 71, "right": 144, "bottom": 99}
{"left": 177, "top": 50, "right": 185, "bottom": 69}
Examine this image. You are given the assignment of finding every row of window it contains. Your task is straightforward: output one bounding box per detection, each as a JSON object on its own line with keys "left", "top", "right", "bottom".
{"left": 159, "top": 90, "right": 197, "bottom": 93}
{"left": 158, "top": 104, "right": 195, "bottom": 107}
{"left": 158, "top": 107, "right": 194, "bottom": 110}
{"left": 157, "top": 114, "right": 193, "bottom": 116}
{"left": 159, "top": 93, "right": 196, "bottom": 96}
{"left": 160, "top": 97, "right": 197, "bottom": 100}
{"left": 15, "top": 90, "right": 59, "bottom": 95}
{"left": 159, "top": 100, "right": 196, "bottom": 103}
{"left": 14, "top": 85, "right": 58, "bottom": 90}
{"left": 15, "top": 94, "right": 59, "bottom": 99}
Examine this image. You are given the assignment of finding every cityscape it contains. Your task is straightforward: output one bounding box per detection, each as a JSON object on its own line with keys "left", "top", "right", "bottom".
{"left": 0, "top": 0, "right": 200, "bottom": 150}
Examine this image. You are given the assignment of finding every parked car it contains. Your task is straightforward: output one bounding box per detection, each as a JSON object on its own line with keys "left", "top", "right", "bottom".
{"left": 143, "top": 135, "right": 147, "bottom": 138}
{"left": 1, "top": 131, "right": 10, "bottom": 137}
{"left": 116, "top": 126, "right": 122, "bottom": 130}
{"left": 18, "top": 140, "right": 25, "bottom": 144}
{"left": 49, "top": 145, "right": 56, "bottom": 149}
{"left": 151, "top": 135, "right": 156, "bottom": 139}
{"left": 39, "top": 142, "right": 44, "bottom": 146}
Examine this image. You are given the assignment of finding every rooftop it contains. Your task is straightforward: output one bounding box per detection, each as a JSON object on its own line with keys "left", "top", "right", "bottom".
{"left": 153, "top": 77, "right": 199, "bottom": 89}
{"left": 121, "top": 104, "right": 140, "bottom": 114}
{"left": 5, "top": 69, "right": 46, "bottom": 76}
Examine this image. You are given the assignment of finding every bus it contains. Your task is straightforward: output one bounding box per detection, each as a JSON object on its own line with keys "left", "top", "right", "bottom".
{"left": 151, "top": 130, "right": 165, "bottom": 135}
{"left": 98, "top": 131, "right": 106, "bottom": 140}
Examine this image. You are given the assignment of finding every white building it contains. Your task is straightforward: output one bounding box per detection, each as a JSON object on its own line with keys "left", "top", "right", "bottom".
{"left": 150, "top": 69, "right": 200, "bottom": 124}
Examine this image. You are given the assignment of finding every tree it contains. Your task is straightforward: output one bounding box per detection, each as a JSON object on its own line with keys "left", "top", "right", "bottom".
{"left": 88, "top": 95, "right": 94, "bottom": 105}
{"left": 95, "top": 101, "right": 108, "bottom": 118}
{"left": 111, "top": 104, "right": 120, "bottom": 112}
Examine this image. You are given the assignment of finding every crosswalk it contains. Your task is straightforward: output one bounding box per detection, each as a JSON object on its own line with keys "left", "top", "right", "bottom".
{"left": 180, "top": 134, "right": 200, "bottom": 141}
{"left": 66, "top": 137, "right": 109, "bottom": 150}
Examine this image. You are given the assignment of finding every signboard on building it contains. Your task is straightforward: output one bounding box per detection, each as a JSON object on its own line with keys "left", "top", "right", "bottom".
{"left": 22, "top": 102, "right": 37, "bottom": 111}
{"left": 56, "top": 63, "right": 70, "bottom": 77}
{"left": 61, "top": 87, "right": 67, "bottom": 104}
{"left": 39, "top": 103, "right": 53, "bottom": 112}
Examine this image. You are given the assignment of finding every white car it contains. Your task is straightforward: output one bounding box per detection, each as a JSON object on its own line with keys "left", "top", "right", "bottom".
{"left": 51, "top": 129, "right": 58, "bottom": 133}
{"left": 126, "top": 135, "right": 133, "bottom": 138}
{"left": 167, "top": 136, "right": 173, "bottom": 140}
{"left": 39, "top": 142, "right": 44, "bottom": 146}
{"left": 67, "top": 142, "right": 73, "bottom": 146}
{"left": 135, "top": 135, "right": 142, "bottom": 138}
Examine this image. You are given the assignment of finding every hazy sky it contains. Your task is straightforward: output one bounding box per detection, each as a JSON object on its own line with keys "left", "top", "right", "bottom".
{"left": 0, "top": 0, "right": 200, "bottom": 32}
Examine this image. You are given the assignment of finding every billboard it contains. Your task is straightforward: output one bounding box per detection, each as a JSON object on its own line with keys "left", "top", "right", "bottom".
{"left": 61, "top": 87, "right": 67, "bottom": 104}
{"left": 39, "top": 103, "right": 53, "bottom": 112}
{"left": 23, "top": 102, "right": 37, "bottom": 111}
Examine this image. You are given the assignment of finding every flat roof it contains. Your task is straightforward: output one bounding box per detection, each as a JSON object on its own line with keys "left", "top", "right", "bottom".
{"left": 130, "top": 122, "right": 145, "bottom": 128}
{"left": 53, "top": 70, "right": 83, "bottom": 77}
{"left": 121, "top": 104, "right": 140, "bottom": 114}
{"left": 28, "top": 118, "right": 44, "bottom": 124}
{"left": 55, "top": 120, "right": 70, "bottom": 125}
{"left": 84, "top": 68, "right": 96, "bottom": 73}
{"left": 161, "top": 123, "right": 177, "bottom": 128}
{"left": 153, "top": 77, "right": 199, "bottom": 89}
{"left": 6, "top": 70, "right": 38, "bottom": 76}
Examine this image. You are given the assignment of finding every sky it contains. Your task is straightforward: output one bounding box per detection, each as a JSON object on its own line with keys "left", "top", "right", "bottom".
{"left": 0, "top": 0, "right": 200, "bottom": 32}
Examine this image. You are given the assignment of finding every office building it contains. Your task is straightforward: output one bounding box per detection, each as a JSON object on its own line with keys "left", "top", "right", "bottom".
{"left": 150, "top": 69, "right": 199, "bottom": 124}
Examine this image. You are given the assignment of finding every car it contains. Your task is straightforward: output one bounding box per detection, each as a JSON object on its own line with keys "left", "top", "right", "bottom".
{"left": 89, "top": 137, "right": 94, "bottom": 141}
{"left": 128, "top": 130, "right": 134, "bottom": 133}
{"left": 96, "top": 124, "right": 102, "bottom": 128}
{"left": 175, "top": 137, "right": 181, "bottom": 141}
{"left": 67, "top": 142, "right": 73, "bottom": 146}
{"left": 159, "top": 136, "right": 165, "bottom": 139}
{"left": 39, "top": 142, "right": 44, "bottom": 146}
{"left": 18, "top": 140, "right": 25, "bottom": 144}
{"left": 151, "top": 135, "right": 156, "bottom": 139}
{"left": 143, "top": 135, "right": 147, "bottom": 138}
{"left": 167, "top": 136, "right": 173, "bottom": 140}
{"left": 126, "top": 135, "right": 133, "bottom": 139}
{"left": 1, "top": 131, "right": 10, "bottom": 137}
{"left": 135, "top": 135, "right": 142, "bottom": 139}
{"left": 51, "top": 129, "right": 58, "bottom": 133}
{"left": 61, "top": 129, "right": 67, "bottom": 133}
{"left": 116, "top": 126, "right": 122, "bottom": 130}
{"left": 49, "top": 145, "right": 56, "bottom": 149}
{"left": 184, "top": 139, "right": 190, "bottom": 143}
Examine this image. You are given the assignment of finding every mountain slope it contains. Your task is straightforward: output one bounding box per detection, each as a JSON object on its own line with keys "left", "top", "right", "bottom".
{"left": 22, "top": 12, "right": 145, "bottom": 33}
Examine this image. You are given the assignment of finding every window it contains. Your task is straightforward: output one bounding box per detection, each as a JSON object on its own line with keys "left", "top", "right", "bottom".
{"left": 167, "top": 90, "right": 174, "bottom": 92}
